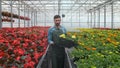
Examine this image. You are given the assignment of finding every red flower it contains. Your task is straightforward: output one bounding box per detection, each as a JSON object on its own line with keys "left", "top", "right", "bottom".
{"left": 18, "top": 31, "right": 25, "bottom": 35}
{"left": 25, "top": 55, "right": 32, "bottom": 62}
{"left": 0, "top": 51, "right": 4, "bottom": 59}
{"left": 24, "top": 61, "right": 35, "bottom": 68}
{"left": 0, "top": 40, "right": 5, "bottom": 43}
{"left": 12, "top": 39, "right": 20, "bottom": 46}
{"left": 38, "top": 52, "right": 43, "bottom": 59}
{"left": 31, "top": 34, "right": 37, "bottom": 38}
{"left": 42, "top": 38, "right": 47, "bottom": 42}
{"left": 0, "top": 27, "right": 49, "bottom": 67}
{"left": 30, "top": 42, "right": 37, "bottom": 49}
{"left": 23, "top": 43, "right": 28, "bottom": 48}
{"left": 14, "top": 48, "right": 24, "bottom": 56}
{"left": 8, "top": 46, "right": 13, "bottom": 51}
{"left": 16, "top": 56, "right": 21, "bottom": 61}
{"left": 33, "top": 52, "right": 39, "bottom": 63}
{"left": 24, "top": 39, "right": 31, "bottom": 43}
{"left": 12, "top": 66, "right": 17, "bottom": 68}
{"left": 18, "top": 49, "right": 24, "bottom": 55}
{"left": 43, "top": 46, "right": 47, "bottom": 51}
{"left": 0, "top": 39, "right": 8, "bottom": 43}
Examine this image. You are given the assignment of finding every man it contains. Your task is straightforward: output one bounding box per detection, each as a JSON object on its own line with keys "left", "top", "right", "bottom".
{"left": 48, "top": 15, "right": 67, "bottom": 68}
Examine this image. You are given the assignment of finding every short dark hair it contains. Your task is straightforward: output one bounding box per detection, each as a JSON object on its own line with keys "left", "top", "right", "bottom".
{"left": 54, "top": 15, "right": 61, "bottom": 19}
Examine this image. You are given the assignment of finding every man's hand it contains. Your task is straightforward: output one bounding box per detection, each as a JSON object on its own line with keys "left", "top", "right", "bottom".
{"left": 50, "top": 42, "right": 54, "bottom": 46}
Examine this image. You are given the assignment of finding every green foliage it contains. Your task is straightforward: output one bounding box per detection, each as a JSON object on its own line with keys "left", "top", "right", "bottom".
{"left": 70, "top": 29, "right": 120, "bottom": 68}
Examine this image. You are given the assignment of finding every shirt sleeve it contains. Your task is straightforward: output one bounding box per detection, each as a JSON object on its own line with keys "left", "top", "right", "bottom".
{"left": 48, "top": 28, "right": 54, "bottom": 44}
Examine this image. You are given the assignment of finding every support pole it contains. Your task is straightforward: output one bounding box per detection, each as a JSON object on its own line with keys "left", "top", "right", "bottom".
{"left": 44, "top": 13, "right": 46, "bottom": 26}
{"left": 18, "top": 0, "right": 20, "bottom": 27}
{"left": 98, "top": 9, "right": 100, "bottom": 28}
{"left": 71, "top": 11, "right": 72, "bottom": 27}
{"left": 111, "top": 3, "right": 114, "bottom": 29}
{"left": 36, "top": 11, "right": 37, "bottom": 26}
{"left": 31, "top": 11, "right": 33, "bottom": 27}
{"left": 34, "top": 11, "right": 35, "bottom": 26}
{"left": 104, "top": 6, "right": 106, "bottom": 28}
{"left": 90, "top": 12, "right": 92, "bottom": 28}
{"left": 94, "top": 11, "right": 96, "bottom": 28}
{"left": 27, "top": 9, "right": 30, "bottom": 27}
{"left": 10, "top": 0, "right": 13, "bottom": 28}
{"left": 0, "top": 0, "right": 2, "bottom": 28}
{"left": 87, "top": 12, "right": 89, "bottom": 28}
{"left": 24, "top": 3, "right": 25, "bottom": 27}
{"left": 79, "top": 10, "right": 80, "bottom": 27}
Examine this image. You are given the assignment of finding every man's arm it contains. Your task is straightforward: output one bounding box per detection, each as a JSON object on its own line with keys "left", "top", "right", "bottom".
{"left": 48, "top": 28, "right": 54, "bottom": 45}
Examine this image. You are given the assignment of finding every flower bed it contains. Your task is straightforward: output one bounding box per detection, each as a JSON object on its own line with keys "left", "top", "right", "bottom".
{"left": 0, "top": 27, "right": 49, "bottom": 68}
{"left": 70, "top": 29, "right": 120, "bottom": 68}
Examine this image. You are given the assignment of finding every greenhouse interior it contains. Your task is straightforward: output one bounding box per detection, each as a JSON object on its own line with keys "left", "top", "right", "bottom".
{"left": 0, "top": 0, "right": 120, "bottom": 68}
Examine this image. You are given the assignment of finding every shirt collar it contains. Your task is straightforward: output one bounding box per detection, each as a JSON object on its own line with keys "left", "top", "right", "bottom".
{"left": 54, "top": 25, "right": 62, "bottom": 29}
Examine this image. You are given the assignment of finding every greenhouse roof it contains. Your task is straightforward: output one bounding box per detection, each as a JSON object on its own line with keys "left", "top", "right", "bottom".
{"left": 2, "top": 0, "right": 120, "bottom": 13}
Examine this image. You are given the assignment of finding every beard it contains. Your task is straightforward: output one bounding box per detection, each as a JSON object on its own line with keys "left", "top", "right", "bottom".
{"left": 55, "top": 23, "right": 60, "bottom": 26}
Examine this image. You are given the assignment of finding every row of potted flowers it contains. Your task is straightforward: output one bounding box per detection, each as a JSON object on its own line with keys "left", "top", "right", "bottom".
{"left": 93, "top": 28, "right": 120, "bottom": 30}
{"left": 0, "top": 27, "right": 49, "bottom": 68}
{"left": 2, "top": 11, "right": 30, "bottom": 20}
{"left": 2, "top": 18, "right": 15, "bottom": 22}
{"left": 69, "top": 29, "right": 120, "bottom": 68}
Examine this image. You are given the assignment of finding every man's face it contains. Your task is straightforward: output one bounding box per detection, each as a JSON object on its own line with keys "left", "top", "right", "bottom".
{"left": 54, "top": 18, "right": 61, "bottom": 26}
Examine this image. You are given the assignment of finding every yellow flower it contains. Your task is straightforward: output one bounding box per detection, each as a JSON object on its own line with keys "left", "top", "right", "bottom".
{"left": 67, "top": 32, "right": 71, "bottom": 35}
{"left": 78, "top": 42, "right": 81, "bottom": 45}
{"left": 109, "top": 52, "right": 113, "bottom": 54}
{"left": 71, "top": 35, "right": 76, "bottom": 39}
{"left": 107, "top": 38, "right": 111, "bottom": 41}
{"left": 59, "top": 34, "right": 66, "bottom": 38}
{"left": 116, "top": 42, "right": 119, "bottom": 44}
{"left": 112, "top": 41, "right": 119, "bottom": 46}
